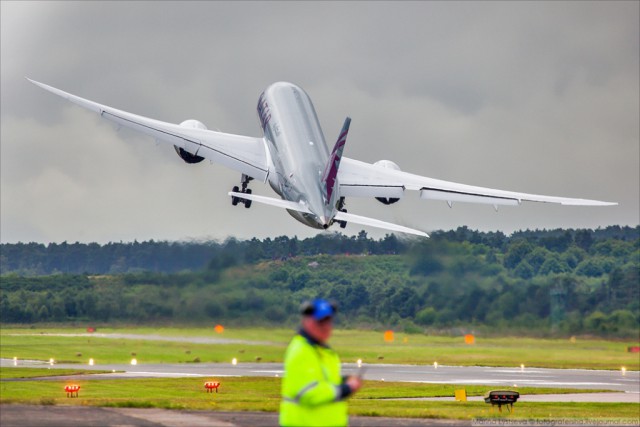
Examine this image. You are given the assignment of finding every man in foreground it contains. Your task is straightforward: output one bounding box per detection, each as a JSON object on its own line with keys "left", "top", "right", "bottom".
{"left": 280, "top": 299, "right": 363, "bottom": 427}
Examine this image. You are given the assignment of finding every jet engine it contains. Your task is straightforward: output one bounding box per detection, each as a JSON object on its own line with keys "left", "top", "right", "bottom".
{"left": 374, "top": 160, "right": 402, "bottom": 205}
{"left": 174, "top": 119, "right": 207, "bottom": 164}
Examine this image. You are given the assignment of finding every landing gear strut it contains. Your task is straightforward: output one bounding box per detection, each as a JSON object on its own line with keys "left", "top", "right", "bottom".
{"left": 337, "top": 197, "right": 347, "bottom": 229}
{"left": 231, "top": 174, "right": 253, "bottom": 208}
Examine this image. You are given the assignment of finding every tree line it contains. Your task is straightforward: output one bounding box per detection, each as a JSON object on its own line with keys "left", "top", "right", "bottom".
{"left": 1, "top": 226, "right": 638, "bottom": 337}
{"left": 0, "top": 232, "right": 407, "bottom": 275}
{"left": 1, "top": 226, "right": 636, "bottom": 276}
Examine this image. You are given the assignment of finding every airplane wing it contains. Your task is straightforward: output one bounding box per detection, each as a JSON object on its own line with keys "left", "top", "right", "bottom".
{"left": 26, "top": 78, "right": 269, "bottom": 182}
{"left": 338, "top": 157, "right": 617, "bottom": 207}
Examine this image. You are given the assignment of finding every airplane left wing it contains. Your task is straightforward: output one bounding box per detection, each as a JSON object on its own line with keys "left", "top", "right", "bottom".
{"left": 338, "top": 157, "right": 617, "bottom": 207}
{"left": 27, "top": 78, "right": 269, "bottom": 181}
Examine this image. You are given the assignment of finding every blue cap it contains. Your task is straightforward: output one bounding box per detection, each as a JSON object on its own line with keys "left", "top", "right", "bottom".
{"left": 301, "top": 298, "right": 337, "bottom": 321}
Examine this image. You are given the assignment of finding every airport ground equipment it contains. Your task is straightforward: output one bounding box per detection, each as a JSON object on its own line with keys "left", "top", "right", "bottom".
{"left": 64, "top": 384, "right": 80, "bottom": 398}
{"left": 484, "top": 390, "right": 519, "bottom": 413}
{"left": 204, "top": 381, "right": 220, "bottom": 393}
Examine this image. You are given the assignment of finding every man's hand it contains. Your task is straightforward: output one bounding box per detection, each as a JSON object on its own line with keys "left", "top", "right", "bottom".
{"left": 345, "top": 375, "right": 363, "bottom": 394}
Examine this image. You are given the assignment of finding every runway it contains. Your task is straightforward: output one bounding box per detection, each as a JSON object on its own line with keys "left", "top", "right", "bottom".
{"left": 3, "top": 359, "right": 638, "bottom": 397}
{"left": 2, "top": 359, "right": 638, "bottom": 426}
{"left": 0, "top": 405, "right": 465, "bottom": 427}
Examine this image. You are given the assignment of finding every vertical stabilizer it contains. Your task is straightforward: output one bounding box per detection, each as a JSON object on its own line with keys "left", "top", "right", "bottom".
{"left": 322, "top": 117, "right": 350, "bottom": 206}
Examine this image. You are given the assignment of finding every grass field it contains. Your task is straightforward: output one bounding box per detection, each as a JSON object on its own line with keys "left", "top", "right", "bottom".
{"left": 1, "top": 326, "right": 638, "bottom": 370}
{"left": 0, "top": 370, "right": 637, "bottom": 422}
{"left": 1, "top": 325, "right": 638, "bottom": 422}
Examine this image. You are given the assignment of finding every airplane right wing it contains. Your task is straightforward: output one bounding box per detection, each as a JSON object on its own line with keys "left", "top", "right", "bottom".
{"left": 27, "top": 78, "right": 270, "bottom": 182}
{"left": 338, "top": 157, "right": 617, "bottom": 207}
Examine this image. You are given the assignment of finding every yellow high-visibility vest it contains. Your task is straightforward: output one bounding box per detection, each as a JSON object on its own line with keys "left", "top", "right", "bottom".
{"left": 280, "top": 333, "right": 349, "bottom": 426}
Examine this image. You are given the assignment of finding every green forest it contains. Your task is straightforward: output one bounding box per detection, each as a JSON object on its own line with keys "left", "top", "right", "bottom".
{"left": 1, "top": 226, "right": 638, "bottom": 338}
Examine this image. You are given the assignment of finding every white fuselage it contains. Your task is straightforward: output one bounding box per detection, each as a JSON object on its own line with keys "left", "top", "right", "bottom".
{"left": 257, "top": 82, "right": 334, "bottom": 229}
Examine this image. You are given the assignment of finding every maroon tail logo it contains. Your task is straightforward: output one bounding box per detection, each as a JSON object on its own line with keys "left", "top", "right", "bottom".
{"left": 322, "top": 117, "right": 351, "bottom": 204}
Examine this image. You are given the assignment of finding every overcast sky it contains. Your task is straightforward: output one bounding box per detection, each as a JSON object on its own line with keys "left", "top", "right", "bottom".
{"left": 1, "top": 1, "right": 638, "bottom": 244}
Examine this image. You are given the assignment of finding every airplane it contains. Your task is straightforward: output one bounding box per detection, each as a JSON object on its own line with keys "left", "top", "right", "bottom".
{"left": 27, "top": 78, "right": 616, "bottom": 238}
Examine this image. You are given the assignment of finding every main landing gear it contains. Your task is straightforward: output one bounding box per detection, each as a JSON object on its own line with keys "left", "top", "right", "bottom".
{"left": 337, "top": 197, "right": 347, "bottom": 229}
{"left": 231, "top": 174, "right": 253, "bottom": 209}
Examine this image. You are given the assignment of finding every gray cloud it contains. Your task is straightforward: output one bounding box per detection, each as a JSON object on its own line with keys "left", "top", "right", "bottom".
{"left": 1, "top": 1, "right": 637, "bottom": 243}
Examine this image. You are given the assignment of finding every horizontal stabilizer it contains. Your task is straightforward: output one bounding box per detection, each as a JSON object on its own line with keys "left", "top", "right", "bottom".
{"left": 334, "top": 211, "right": 429, "bottom": 238}
{"left": 228, "top": 192, "right": 312, "bottom": 214}
{"left": 228, "top": 192, "right": 427, "bottom": 237}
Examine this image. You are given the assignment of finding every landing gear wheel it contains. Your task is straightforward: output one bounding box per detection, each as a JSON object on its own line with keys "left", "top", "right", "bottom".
{"left": 231, "top": 186, "right": 240, "bottom": 206}
{"left": 232, "top": 175, "right": 254, "bottom": 208}
{"left": 336, "top": 197, "right": 348, "bottom": 228}
{"left": 339, "top": 207, "right": 347, "bottom": 228}
{"left": 244, "top": 189, "right": 252, "bottom": 209}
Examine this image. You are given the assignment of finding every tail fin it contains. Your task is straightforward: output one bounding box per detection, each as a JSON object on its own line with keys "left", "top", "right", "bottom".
{"left": 322, "top": 117, "right": 350, "bottom": 206}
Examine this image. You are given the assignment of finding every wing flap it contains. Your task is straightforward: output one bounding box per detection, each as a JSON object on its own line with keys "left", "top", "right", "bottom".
{"left": 340, "top": 184, "right": 405, "bottom": 198}
{"left": 420, "top": 188, "right": 520, "bottom": 206}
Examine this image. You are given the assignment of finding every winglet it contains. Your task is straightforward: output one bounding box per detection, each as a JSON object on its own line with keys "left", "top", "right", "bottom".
{"left": 322, "top": 117, "right": 350, "bottom": 206}
{"left": 25, "top": 77, "right": 103, "bottom": 114}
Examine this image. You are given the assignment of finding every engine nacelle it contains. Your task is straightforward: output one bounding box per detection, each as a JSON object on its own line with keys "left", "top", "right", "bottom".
{"left": 374, "top": 160, "right": 401, "bottom": 205}
{"left": 174, "top": 120, "right": 207, "bottom": 164}
{"left": 180, "top": 119, "right": 208, "bottom": 130}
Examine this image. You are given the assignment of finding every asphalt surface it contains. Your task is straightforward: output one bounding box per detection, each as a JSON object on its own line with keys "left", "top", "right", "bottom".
{"left": 0, "top": 405, "right": 467, "bottom": 427}
{"left": 3, "top": 359, "right": 638, "bottom": 395}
